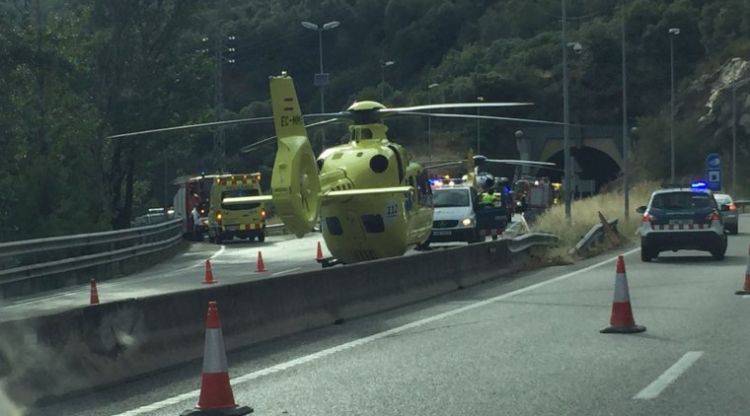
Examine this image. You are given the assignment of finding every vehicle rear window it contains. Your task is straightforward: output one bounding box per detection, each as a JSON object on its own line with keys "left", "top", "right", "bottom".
{"left": 714, "top": 194, "right": 732, "bottom": 205}
{"left": 221, "top": 189, "right": 260, "bottom": 210}
{"left": 650, "top": 192, "right": 715, "bottom": 210}
{"left": 433, "top": 188, "right": 470, "bottom": 208}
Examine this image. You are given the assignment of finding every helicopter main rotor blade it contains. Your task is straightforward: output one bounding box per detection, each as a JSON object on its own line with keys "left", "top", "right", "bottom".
{"left": 483, "top": 158, "right": 559, "bottom": 169}
{"left": 240, "top": 118, "right": 341, "bottom": 153}
{"left": 380, "top": 102, "right": 533, "bottom": 114}
{"left": 106, "top": 116, "right": 275, "bottom": 139}
{"left": 423, "top": 161, "right": 466, "bottom": 170}
{"left": 401, "top": 111, "right": 567, "bottom": 126}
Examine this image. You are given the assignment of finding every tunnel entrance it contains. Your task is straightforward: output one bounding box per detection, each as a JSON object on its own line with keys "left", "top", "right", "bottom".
{"left": 543, "top": 146, "right": 621, "bottom": 192}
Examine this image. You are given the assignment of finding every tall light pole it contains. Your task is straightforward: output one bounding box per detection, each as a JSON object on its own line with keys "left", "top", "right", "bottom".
{"left": 731, "top": 77, "right": 750, "bottom": 193}
{"left": 427, "top": 82, "right": 439, "bottom": 162}
{"left": 669, "top": 27, "right": 680, "bottom": 183}
{"left": 380, "top": 60, "right": 395, "bottom": 102}
{"left": 301, "top": 20, "right": 340, "bottom": 150}
{"left": 562, "top": 0, "right": 572, "bottom": 224}
{"left": 476, "top": 96, "right": 484, "bottom": 154}
{"left": 621, "top": 0, "right": 629, "bottom": 220}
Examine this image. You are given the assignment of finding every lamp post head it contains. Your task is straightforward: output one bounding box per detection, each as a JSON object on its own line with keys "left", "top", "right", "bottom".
{"left": 428, "top": 83, "right": 439, "bottom": 89}
{"left": 668, "top": 27, "right": 680, "bottom": 36}
{"left": 323, "top": 21, "right": 340, "bottom": 30}
{"left": 383, "top": 60, "right": 395, "bottom": 68}
{"left": 301, "top": 21, "right": 319, "bottom": 30}
{"left": 477, "top": 96, "right": 484, "bottom": 101}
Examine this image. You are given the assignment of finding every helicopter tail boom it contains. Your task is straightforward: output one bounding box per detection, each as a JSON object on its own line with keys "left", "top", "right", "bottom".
{"left": 324, "top": 186, "right": 413, "bottom": 198}
{"left": 268, "top": 74, "right": 322, "bottom": 238}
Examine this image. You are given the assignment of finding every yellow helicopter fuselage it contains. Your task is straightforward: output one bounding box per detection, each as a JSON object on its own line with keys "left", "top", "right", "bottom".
{"left": 316, "top": 127, "right": 433, "bottom": 263}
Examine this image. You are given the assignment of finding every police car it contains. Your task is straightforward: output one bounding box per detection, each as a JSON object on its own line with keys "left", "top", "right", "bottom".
{"left": 637, "top": 182, "right": 728, "bottom": 262}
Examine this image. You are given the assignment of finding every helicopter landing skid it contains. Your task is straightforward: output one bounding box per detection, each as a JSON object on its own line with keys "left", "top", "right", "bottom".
{"left": 317, "top": 257, "right": 341, "bottom": 268}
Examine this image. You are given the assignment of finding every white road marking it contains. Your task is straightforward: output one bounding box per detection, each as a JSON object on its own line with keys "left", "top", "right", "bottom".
{"left": 633, "top": 351, "right": 704, "bottom": 400}
{"left": 210, "top": 245, "right": 226, "bottom": 259}
{"left": 743, "top": 295, "right": 750, "bottom": 299}
{"left": 271, "top": 267, "right": 301, "bottom": 277}
{"left": 112, "top": 247, "right": 641, "bottom": 416}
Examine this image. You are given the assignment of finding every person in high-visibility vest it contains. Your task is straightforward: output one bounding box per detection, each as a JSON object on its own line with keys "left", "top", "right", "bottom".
{"left": 480, "top": 191, "right": 496, "bottom": 205}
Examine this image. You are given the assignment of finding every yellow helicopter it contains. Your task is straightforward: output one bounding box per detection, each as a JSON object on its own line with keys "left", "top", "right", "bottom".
{"left": 109, "top": 72, "right": 562, "bottom": 265}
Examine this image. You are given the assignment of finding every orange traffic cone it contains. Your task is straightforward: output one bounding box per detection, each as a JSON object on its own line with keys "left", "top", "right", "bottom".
{"left": 203, "top": 259, "right": 217, "bottom": 284}
{"left": 735, "top": 244, "right": 750, "bottom": 295}
{"left": 181, "top": 301, "right": 253, "bottom": 416}
{"left": 601, "top": 256, "right": 646, "bottom": 334}
{"left": 315, "top": 241, "right": 324, "bottom": 261}
{"left": 255, "top": 251, "right": 266, "bottom": 272}
{"left": 89, "top": 279, "right": 100, "bottom": 305}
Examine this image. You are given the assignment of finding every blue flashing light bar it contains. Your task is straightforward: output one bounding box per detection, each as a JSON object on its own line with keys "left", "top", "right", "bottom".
{"left": 690, "top": 180, "right": 708, "bottom": 190}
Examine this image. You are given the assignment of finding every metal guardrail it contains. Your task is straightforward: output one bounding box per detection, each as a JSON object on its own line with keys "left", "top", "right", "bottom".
{"left": 0, "top": 219, "right": 183, "bottom": 294}
{"left": 735, "top": 199, "right": 750, "bottom": 213}
{"left": 574, "top": 218, "right": 619, "bottom": 253}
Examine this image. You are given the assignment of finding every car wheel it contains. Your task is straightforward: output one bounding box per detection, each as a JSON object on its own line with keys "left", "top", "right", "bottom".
{"left": 208, "top": 235, "right": 216, "bottom": 243}
{"left": 257, "top": 232, "right": 266, "bottom": 243}
{"left": 711, "top": 239, "right": 727, "bottom": 260}
{"left": 711, "top": 248, "right": 726, "bottom": 260}
{"left": 640, "top": 247, "right": 652, "bottom": 262}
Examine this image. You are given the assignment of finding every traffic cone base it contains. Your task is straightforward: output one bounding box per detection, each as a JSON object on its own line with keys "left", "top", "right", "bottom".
{"left": 601, "top": 324, "right": 646, "bottom": 334}
{"left": 180, "top": 405, "right": 253, "bottom": 416}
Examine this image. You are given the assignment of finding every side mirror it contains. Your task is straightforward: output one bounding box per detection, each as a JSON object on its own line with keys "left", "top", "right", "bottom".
{"left": 720, "top": 204, "right": 730, "bottom": 212}
{"left": 635, "top": 206, "right": 647, "bottom": 214}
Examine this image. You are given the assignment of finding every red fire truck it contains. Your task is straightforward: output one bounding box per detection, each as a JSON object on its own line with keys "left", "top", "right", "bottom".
{"left": 172, "top": 174, "right": 215, "bottom": 240}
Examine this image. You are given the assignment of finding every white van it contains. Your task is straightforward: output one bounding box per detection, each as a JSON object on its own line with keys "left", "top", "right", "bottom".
{"left": 427, "top": 185, "right": 482, "bottom": 246}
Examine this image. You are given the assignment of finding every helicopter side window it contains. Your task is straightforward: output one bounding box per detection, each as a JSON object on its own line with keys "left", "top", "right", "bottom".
{"left": 361, "top": 214, "right": 385, "bottom": 233}
{"left": 325, "top": 217, "right": 343, "bottom": 235}
{"left": 361, "top": 128, "right": 373, "bottom": 139}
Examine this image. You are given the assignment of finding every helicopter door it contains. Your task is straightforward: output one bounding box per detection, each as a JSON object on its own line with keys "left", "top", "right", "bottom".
{"left": 387, "top": 145, "right": 405, "bottom": 183}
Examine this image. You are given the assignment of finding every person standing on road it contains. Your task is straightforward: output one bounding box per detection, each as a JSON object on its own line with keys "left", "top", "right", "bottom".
{"left": 191, "top": 206, "right": 201, "bottom": 240}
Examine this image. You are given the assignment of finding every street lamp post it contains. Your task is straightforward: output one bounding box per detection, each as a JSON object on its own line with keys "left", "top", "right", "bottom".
{"left": 476, "top": 96, "right": 484, "bottom": 154}
{"left": 669, "top": 27, "right": 680, "bottom": 184}
{"left": 301, "top": 20, "right": 340, "bottom": 150}
{"left": 562, "top": 0, "right": 572, "bottom": 224}
{"left": 622, "top": 0, "right": 629, "bottom": 220}
{"left": 380, "top": 60, "right": 395, "bottom": 102}
{"left": 427, "top": 82, "right": 439, "bottom": 162}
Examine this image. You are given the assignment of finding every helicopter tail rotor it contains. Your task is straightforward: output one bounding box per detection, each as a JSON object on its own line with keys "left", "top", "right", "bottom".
{"left": 269, "top": 73, "right": 321, "bottom": 237}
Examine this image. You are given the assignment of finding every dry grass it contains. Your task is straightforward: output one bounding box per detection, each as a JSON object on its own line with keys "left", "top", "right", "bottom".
{"left": 530, "top": 181, "right": 659, "bottom": 264}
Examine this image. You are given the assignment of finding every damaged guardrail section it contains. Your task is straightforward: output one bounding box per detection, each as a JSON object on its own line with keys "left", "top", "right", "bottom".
{"left": 0, "top": 233, "right": 556, "bottom": 404}
{"left": 0, "top": 219, "right": 183, "bottom": 298}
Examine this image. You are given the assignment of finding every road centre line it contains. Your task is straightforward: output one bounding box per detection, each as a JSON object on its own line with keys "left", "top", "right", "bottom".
{"left": 112, "top": 247, "right": 641, "bottom": 416}
{"left": 633, "top": 351, "right": 704, "bottom": 400}
{"left": 272, "top": 267, "right": 301, "bottom": 277}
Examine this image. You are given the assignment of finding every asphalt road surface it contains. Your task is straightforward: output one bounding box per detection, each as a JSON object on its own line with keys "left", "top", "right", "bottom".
{"left": 25, "top": 215, "right": 750, "bottom": 416}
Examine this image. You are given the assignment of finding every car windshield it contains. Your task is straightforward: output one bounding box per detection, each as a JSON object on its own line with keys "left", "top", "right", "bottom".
{"left": 433, "top": 188, "right": 470, "bottom": 208}
{"left": 650, "top": 192, "right": 715, "bottom": 210}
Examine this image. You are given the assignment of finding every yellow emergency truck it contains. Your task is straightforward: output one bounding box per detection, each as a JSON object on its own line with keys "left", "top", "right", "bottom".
{"left": 207, "top": 173, "right": 267, "bottom": 244}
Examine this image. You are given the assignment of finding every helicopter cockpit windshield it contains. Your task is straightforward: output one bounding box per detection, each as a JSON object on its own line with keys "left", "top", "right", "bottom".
{"left": 351, "top": 127, "right": 373, "bottom": 141}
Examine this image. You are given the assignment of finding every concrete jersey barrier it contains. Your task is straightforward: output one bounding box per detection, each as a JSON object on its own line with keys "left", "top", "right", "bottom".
{"left": 0, "top": 233, "right": 557, "bottom": 404}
